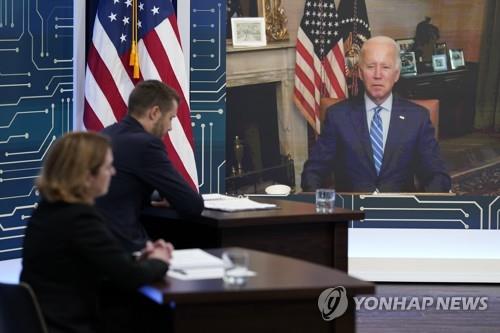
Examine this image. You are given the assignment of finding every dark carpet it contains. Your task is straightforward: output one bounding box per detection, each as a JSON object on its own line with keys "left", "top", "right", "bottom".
{"left": 451, "top": 162, "right": 500, "bottom": 195}
{"left": 440, "top": 132, "right": 500, "bottom": 195}
{"left": 357, "top": 284, "right": 500, "bottom": 333}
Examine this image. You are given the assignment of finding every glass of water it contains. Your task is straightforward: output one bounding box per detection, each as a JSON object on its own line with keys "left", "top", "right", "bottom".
{"left": 315, "top": 189, "right": 336, "bottom": 213}
{"left": 222, "top": 249, "right": 249, "bottom": 286}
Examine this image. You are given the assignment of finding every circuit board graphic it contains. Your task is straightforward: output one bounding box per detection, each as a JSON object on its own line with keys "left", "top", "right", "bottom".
{"left": 0, "top": 0, "right": 73, "bottom": 260}
{"left": 190, "top": 0, "right": 226, "bottom": 194}
{"left": 289, "top": 194, "right": 499, "bottom": 230}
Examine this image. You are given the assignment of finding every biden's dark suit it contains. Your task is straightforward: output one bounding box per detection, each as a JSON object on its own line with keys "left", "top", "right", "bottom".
{"left": 301, "top": 96, "right": 451, "bottom": 193}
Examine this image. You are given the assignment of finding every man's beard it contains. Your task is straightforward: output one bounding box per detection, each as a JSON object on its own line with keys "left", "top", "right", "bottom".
{"left": 151, "top": 118, "right": 165, "bottom": 138}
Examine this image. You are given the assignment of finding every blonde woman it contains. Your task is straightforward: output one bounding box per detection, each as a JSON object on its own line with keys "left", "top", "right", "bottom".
{"left": 21, "top": 132, "right": 172, "bottom": 333}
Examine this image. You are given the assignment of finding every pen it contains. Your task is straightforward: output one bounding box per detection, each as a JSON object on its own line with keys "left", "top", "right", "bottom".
{"left": 172, "top": 269, "right": 187, "bottom": 275}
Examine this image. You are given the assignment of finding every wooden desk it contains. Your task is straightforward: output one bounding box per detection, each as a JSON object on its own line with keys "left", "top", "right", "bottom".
{"left": 142, "top": 198, "right": 364, "bottom": 272}
{"left": 153, "top": 248, "right": 374, "bottom": 333}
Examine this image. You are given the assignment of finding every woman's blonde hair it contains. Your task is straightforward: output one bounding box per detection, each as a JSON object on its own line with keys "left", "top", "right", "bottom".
{"left": 37, "top": 132, "right": 111, "bottom": 203}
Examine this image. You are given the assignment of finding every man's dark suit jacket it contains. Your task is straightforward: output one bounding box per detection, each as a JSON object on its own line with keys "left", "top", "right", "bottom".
{"left": 301, "top": 96, "right": 451, "bottom": 192}
{"left": 20, "top": 201, "right": 168, "bottom": 333}
{"left": 96, "top": 116, "right": 204, "bottom": 252}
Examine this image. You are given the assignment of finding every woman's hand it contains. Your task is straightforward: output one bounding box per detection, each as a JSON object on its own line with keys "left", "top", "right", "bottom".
{"left": 146, "top": 239, "right": 174, "bottom": 263}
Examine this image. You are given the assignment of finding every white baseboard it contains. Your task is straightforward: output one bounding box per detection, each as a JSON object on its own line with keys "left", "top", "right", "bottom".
{"left": 349, "top": 257, "right": 500, "bottom": 283}
{"left": 349, "top": 229, "right": 500, "bottom": 283}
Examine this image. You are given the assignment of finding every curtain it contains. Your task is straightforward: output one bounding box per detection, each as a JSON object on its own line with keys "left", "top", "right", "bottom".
{"left": 474, "top": 0, "right": 500, "bottom": 131}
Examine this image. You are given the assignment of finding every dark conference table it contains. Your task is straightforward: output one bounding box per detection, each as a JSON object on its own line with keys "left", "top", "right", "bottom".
{"left": 149, "top": 248, "right": 375, "bottom": 333}
{"left": 142, "top": 198, "right": 364, "bottom": 272}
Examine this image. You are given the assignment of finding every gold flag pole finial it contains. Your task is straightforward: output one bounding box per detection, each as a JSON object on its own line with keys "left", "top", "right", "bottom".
{"left": 133, "top": 0, "right": 140, "bottom": 78}
{"left": 130, "top": 0, "right": 140, "bottom": 78}
{"left": 129, "top": 0, "right": 136, "bottom": 66}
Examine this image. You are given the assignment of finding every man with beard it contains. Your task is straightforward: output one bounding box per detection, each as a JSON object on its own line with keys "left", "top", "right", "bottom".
{"left": 96, "top": 80, "right": 203, "bottom": 253}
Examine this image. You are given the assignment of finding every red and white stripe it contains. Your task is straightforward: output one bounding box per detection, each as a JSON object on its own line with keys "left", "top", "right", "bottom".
{"left": 294, "top": 28, "right": 348, "bottom": 134}
{"left": 84, "top": 15, "right": 198, "bottom": 191}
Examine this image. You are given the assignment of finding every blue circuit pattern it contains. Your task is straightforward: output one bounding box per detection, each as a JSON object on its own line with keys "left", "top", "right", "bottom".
{"left": 0, "top": 0, "right": 73, "bottom": 261}
{"left": 190, "top": 0, "right": 226, "bottom": 194}
{"left": 290, "top": 194, "right": 499, "bottom": 230}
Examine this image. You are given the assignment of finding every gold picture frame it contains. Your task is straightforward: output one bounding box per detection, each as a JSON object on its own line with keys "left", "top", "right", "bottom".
{"left": 227, "top": 0, "right": 288, "bottom": 43}
{"left": 261, "top": 0, "right": 289, "bottom": 41}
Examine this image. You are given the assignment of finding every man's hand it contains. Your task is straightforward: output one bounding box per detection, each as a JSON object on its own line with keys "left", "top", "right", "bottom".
{"left": 150, "top": 197, "right": 171, "bottom": 208}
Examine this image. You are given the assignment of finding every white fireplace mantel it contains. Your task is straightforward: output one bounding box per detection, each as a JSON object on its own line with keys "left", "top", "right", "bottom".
{"left": 226, "top": 41, "right": 308, "bottom": 189}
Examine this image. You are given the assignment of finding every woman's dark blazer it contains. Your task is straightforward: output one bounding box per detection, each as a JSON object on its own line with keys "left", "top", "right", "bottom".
{"left": 20, "top": 200, "right": 168, "bottom": 333}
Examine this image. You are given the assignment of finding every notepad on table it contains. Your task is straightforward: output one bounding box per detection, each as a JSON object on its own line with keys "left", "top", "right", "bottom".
{"left": 167, "top": 249, "right": 224, "bottom": 280}
{"left": 169, "top": 248, "right": 224, "bottom": 270}
{"left": 202, "top": 194, "right": 277, "bottom": 212}
{"left": 167, "top": 248, "right": 257, "bottom": 281}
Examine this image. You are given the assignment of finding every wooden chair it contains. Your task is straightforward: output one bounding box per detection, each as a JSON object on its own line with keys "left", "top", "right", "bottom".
{"left": 319, "top": 97, "right": 440, "bottom": 139}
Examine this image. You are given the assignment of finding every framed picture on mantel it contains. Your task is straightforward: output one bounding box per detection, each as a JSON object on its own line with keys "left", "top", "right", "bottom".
{"left": 449, "top": 49, "right": 465, "bottom": 70}
{"left": 231, "top": 17, "right": 267, "bottom": 48}
{"left": 432, "top": 54, "right": 448, "bottom": 72}
{"left": 395, "top": 38, "right": 415, "bottom": 53}
{"left": 400, "top": 51, "right": 417, "bottom": 76}
{"left": 435, "top": 42, "right": 447, "bottom": 55}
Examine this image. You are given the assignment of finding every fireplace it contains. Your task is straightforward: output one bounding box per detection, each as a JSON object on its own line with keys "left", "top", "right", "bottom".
{"left": 226, "top": 82, "right": 280, "bottom": 174}
{"left": 226, "top": 82, "right": 294, "bottom": 193}
{"left": 226, "top": 41, "right": 308, "bottom": 193}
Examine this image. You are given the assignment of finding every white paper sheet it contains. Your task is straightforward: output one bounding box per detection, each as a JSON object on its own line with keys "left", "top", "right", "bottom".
{"left": 202, "top": 194, "right": 277, "bottom": 212}
{"left": 169, "top": 248, "right": 224, "bottom": 270}
{"left": 167, "top": 248, "right": 257, "bottom": 281}
{"left": 167, "top": 267, "right": 256, "bottom": 280}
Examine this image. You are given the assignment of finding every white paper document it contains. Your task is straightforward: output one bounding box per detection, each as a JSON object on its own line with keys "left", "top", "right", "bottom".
{"left": 168, "top": 267, "right": 257, "bottom": 281}
{"left": 202, "top": 194, "right": 277, "bottom": 212}
{"left": 169, "top": 248, "right": 224, "bottom": 270}
{"left": 168, "top": 267, "right": 225, "bottom": 280}
{"left": 167, "top": 248, "right": 256, "bottom": 281}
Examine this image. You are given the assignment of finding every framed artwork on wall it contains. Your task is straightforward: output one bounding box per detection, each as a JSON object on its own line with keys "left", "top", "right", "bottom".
{"left": 231, "top": 17, "right": 267, "bottom": 47}
{"left": 227, "top": 0, "right": 288, "bottom": 43}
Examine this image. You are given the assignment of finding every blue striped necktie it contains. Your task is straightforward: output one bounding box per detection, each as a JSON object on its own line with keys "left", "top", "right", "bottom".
{"left": 370, "top": 106, "right": 384, "bottom": 175}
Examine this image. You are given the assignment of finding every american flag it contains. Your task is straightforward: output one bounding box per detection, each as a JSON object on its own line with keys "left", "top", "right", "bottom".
{"left": 294, "top": 0, "right": 347, "bottom": 134}
{"left": 84, "top": 0, "right": 198, "bottom": 190}
{"left": 338, "top": 0, "right": 371, "bottom": 96}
